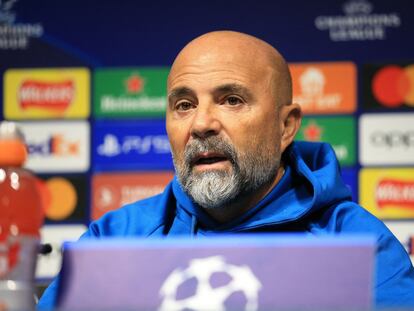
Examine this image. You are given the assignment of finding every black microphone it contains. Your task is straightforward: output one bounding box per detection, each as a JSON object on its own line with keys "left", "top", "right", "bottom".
{"left": 38, "top": 243, "right": 53, "bottom": 255}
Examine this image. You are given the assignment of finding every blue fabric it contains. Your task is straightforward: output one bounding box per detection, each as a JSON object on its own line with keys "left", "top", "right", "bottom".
{"left": 38, "top": 141, "right": 414, "bottom": 309}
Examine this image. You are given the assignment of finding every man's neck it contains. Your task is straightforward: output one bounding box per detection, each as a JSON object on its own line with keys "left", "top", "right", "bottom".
{"left": 204, "top": 165, "right": 286, "bottom": 224}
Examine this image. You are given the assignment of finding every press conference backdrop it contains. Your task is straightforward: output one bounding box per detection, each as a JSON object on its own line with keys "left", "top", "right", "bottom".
{"left": 0, "top": 0, "right": 413, "bottom": 279}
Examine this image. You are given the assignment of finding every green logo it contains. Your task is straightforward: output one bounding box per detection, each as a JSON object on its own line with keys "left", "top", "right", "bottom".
{"left": 93, "top": 67, "right": 169, "bottom": 118}
{"left": 296, "top": 116, "right": 356, "bottom": 166}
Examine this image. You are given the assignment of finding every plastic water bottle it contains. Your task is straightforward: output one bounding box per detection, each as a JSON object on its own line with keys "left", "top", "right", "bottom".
{"left": 0, "top": 121, "right": 44, "bottom": 310}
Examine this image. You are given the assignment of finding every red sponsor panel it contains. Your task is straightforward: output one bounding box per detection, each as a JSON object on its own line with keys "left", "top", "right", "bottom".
{"left": 92, "top": 171, "right": 174, "bottom": 220}
{"left": 376, "top": 179, "right": 414, "bottom": 209}
{"left": 19, "top": 80, "right": 75, "bottom": 111}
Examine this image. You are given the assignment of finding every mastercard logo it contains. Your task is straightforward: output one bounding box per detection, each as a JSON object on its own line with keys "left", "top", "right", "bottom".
{"left": 38, "top": 177, "right": 78, "bottom": 221}
{"left": 372, "top": 65, "right": 414, "bottom": 108}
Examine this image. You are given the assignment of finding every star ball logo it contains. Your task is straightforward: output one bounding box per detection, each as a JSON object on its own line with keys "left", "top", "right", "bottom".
{"left": 158, "top": 256, "right": 262, "bottom": 311}
{"left": 363, "top": 63, "right": 414, "bottom": 110}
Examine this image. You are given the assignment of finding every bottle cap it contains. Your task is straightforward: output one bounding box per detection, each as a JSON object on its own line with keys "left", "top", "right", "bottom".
{"left": 0, "top": 121, "right": 27, "bottom": 166}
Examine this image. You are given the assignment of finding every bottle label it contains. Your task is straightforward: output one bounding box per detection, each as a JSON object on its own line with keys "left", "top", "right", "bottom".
{"left": 0, "top": 236, "right": 39, "bottom": 281}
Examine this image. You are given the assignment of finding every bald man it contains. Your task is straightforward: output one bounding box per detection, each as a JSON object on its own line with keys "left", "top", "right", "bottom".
{"left": 38, "top": 31, "right": 414, "bottom": 309}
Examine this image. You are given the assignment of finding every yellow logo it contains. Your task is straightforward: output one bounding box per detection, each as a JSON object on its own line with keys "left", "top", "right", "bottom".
{"left": 4, "top": 68, "right": 90, "bottom": 119}
{"left": 359, "top": 168, "right": 414, "bottom": 219}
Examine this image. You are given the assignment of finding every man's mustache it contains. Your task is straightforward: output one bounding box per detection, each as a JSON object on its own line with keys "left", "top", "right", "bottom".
{"left": 184, "top": 136, "right": 238, "bottom": 167}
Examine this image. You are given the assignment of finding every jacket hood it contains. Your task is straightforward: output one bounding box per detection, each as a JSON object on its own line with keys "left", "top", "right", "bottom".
{"left": 171, "top": 141, "right": 352, "bottom": 234}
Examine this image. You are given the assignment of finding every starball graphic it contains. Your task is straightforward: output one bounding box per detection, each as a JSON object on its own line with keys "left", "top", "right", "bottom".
{"left": 158, "top": 256, "right": 262, "bottom": 311}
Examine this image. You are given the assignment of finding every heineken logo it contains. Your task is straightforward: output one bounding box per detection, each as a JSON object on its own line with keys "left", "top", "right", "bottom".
{"left": 297, "top": 116, "right": 356, "bottom": 166}
{"left": 94, "top": 67, "right": 169, "bottom": 117}
{"left": 303, "top": 122, "right": 322, "bottom": 141}
{"left": 125, "top": 74, "right": 145, "bottom": 94}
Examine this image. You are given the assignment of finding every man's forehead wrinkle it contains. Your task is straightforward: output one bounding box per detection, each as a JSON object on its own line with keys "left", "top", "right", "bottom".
{"left": 168, "top": 86, "right": 194, "bottom": 99}
{"left": 168, "top": 65, "right": 260, "bottom": 90}
{"left": 214, "top": 83, "right": 253, "bottom": 95}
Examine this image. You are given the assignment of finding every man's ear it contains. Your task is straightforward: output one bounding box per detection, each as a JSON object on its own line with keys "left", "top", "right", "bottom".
{"left": 280, "top": 103, "right": 302, "bottom": 152}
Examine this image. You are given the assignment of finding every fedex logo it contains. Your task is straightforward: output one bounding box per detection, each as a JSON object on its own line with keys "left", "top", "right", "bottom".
{"left": 28, "top": 135, "right": 79, "bottom": 156}
{"left": 17, "top": 121, "right": 90, "bottom": 173}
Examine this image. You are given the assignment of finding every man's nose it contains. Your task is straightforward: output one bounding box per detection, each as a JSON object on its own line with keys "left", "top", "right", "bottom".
{"left": 190, "top": 103, "right": 221, "bottom": 139}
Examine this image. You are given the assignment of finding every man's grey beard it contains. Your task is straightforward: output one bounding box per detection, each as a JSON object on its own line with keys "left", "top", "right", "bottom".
{"left": 173, "top": 136, "right": 281, "bottom": 209}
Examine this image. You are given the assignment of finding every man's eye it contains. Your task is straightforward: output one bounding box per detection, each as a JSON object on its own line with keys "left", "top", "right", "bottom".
{"left": 175, "top": 101, "right": 193, "bottom": 111}
{"left": 225, "top": 96, "right": 243, "bottom": 106}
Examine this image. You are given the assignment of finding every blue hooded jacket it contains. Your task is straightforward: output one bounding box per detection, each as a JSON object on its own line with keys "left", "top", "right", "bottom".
{"left": 38, "top": 141, "right": 414, "bottom": 309}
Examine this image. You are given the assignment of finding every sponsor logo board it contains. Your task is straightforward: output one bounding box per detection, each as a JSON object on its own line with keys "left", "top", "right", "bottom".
{"left": 363, "top": 63, "right": 414, "bottom": 110}
{"left": 18, "top": 121, "right": 90, "bottom": 173}
{"left": 359, "top": 113, "right": 414, "bottom": 165}
{"left": 290, "top": 62, "right": 356, "bottom": 114}
{"left": 0, "top": 0, "right": 44, "bottom": 50}
{"left": 36, "top": 225, "right": 87, "bottom": 278}
{"left": 359, "top": 168, "right": 414, "bottom": 219}
{"left": 296, "top": 116, "right": 356, "bottom": 166}
{"left": 314, "top": 0, "right": 401, "bottom": 42}
{"left": 92, "top": 171, "right": 174, "bottom": 220}
{"left": 4, "top": 68, "right": 90, "bottom": 119}
{"left": 39, "top": 174, "right": 88, "bottom": 223}
{"left": 93, "top": 68, "right": 168, "bottom": 118}
{"left": 93, "top": 120, "right": 172, "bottom": 170}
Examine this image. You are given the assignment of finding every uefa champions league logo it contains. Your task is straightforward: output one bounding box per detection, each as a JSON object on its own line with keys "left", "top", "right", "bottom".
{"left": 158, "top": 256, "right": 262, "bottom": 311}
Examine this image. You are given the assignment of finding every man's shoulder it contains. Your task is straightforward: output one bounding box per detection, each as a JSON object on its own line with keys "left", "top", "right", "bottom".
{"left": 332, "top": 201, "right": 389, "bottom": 233}
{"left": 310, "top": 200, "right": 391, "bottom": 235}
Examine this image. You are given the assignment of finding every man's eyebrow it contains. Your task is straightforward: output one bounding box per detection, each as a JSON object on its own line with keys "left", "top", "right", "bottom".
{"left": 168, "top": 87, "right": 195, "bottom": 100}
{"left": 213, "top": 83, "right": 254, "bottom": 100}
